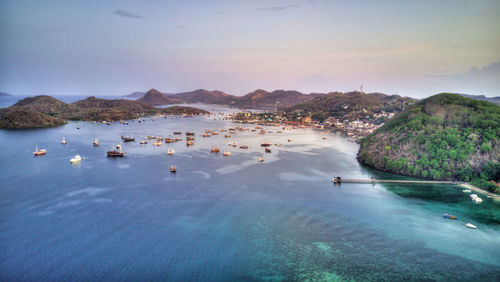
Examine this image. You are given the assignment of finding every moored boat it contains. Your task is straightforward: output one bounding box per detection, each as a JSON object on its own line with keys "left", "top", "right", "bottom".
{"left": 465, "top": 222, "right": 477, "bottom": 229}
{"left": 170, "top": 165, "right": 177, "bottom": 173}
{"left": 239, "top": 144, "right": 249, "bottom": 149}
{"left": 140, "top": 140, "right": 148, "bottom": 144}
{"left": 33, "top": 146, "right": 46, "bottom": 156}
{"left": 258, "top": 157, "right": 264, "bottom": 162}
{"left": 265, "top": 148, "right": 271, "bottom": 153}
{"left": 210, "top": 146, "right": 220, "bottom": 153}
{"left": 223, "top": 151, "right": 231, "bottom": 157}
{"left": 61, "top": 137, "right": 66, "bottom": 144}
{"left": 107, "top": 146, "right": 125, "bottom": 157}
{"left": 443, "top": 214, "right": 457, "bottom": 220}
{"left": 168, "top": 147, "right": 175, "bottom": 155}
{"left": 93, "top": 138, "right": 99, "bottom": 146}
{"left": 70, "top": 155, "right": 82, "bottom": 163}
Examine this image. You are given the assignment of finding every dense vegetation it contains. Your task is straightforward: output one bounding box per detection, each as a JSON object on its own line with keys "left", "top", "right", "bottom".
{"left": 287, "top": 92, "right": 415, "bottom": 122}
{"left": 358, "top": 93, "right": 500, "bottom": 194}
{"left": 0, "top": 95, "right": 209, "bottom": 129}
{"left": 160, "top": 106, "right": 210, "bottom": 115}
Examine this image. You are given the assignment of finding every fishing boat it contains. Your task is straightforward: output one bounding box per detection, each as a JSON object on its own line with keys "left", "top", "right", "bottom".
{"left": 170, "top": 165, "right": 177, "bottom": 173}
{"left": 258, "top": 157, "right": 264, "bottom": 162}
{"left": 239, "top": 144, "right": 249, "bottom": 149}
{"left": 443, "top": 214, "right": 457, "bottom": 220}
{"left": 33, "top": 146, "right": 46, "bottom": 156}
{"left": 93, "top": 138, "right": 99, "bottom": 146}
{"left": 210, "top": 146, "right": 220, "bottom": 153}
{"left": 465, "top": 223, "right": 477, "bottom": 229}
{"left": 265, "top": 148, "right": 271, "bottom": 153}
{"left": 168, "top": 147, "right": 175, "bottom": 155}
{"left": 107, "top": 146, "right": 125, "bottom": 157}
{"left": 70, "top": 155, "right": 82, "bottom": 163}
{"left": 223, "top": 151, "right": 231, "bottom": 157}
{"left": 61, "top": 137, "right": 67, "bottom": 144}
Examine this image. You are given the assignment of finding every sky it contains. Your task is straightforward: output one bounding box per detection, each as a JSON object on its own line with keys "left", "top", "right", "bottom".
{"left": 1, "top": 0, "right": 499, "bottom": 98}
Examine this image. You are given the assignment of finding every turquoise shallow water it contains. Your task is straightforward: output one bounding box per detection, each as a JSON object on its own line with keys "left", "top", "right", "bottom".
{"left": 1, "top": 109, "right": 499, "bottom": 280}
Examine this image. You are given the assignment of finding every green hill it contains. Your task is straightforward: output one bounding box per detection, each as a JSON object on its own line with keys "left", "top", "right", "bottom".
{"left": 357, "top": 93, "right": 500, "bottom": 193}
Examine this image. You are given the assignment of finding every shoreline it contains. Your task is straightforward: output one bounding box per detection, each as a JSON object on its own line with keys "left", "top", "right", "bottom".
{"left": 460, "top": 183, "right": 500, "bottom": 200}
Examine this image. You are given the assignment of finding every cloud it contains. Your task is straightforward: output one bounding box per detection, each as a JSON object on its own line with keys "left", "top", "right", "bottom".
{"left": 217, "top": 4, "right": 300, "bottom": 14}
{"left": 112, "top": 9, "right": 143, "bottom": 19}
{"left": 426, "top": 61, "right": 500, "bottom": 80}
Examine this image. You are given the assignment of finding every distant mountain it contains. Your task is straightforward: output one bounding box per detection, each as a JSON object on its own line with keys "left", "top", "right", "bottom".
{"left": 456, "top": 93, "right": 500, "bottom": 106}
{"left": 0, "top": 94, "right": 209, "bottom": 128}
{"left": 236, "top": 89, "right": 319, "bottom": 108}
{"left": 170, "top": 89, "right": 237, "bottom": 105}
{"left": 0, "top": 92, "right": 12, "bottom": 97}
{"left": 287, "top": 91, "right": 415, "bottom": 121}
{"left": 358, "top": 93, "right": 500, "bottom": 194}
{"left": 123, "top": 91, "right": 146, "bottom": 98}
{"left": 137, "top": 89, "right": 180, "bottom": 105}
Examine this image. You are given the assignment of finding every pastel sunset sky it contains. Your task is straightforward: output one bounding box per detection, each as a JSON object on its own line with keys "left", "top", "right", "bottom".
{"left": 1, "top": 0, "right": 499, "bottom": 98}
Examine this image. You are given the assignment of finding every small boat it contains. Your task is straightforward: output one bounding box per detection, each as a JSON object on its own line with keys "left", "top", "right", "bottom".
{"left": 462, "top": 189, "right": 472, "bottom": 193}
{"left": 76, "top": 127, "right": 80, "bottom": 130}
{"left": 239, "top": 144, "right": 249, "bottom": 149}
{"left": 470, "top": 194, "right": 483, "bottom": 203}
{"left": 288, "top": 139, "right": 292, "bottom": 142}
{"left": 265, "top": 148, "right": 271, "bottom": 153}
{"left": 61, "top": 137, "right": 67, "bottom": 144}
{"left": 322, "top": 137, "right": 327, "bottom": 140}
{"left": 165, "top": 138, "right": 174, "bottom": 143}
{"left": 186, "top": 132, "right": 195, "bottom": 136}
{"left": 107, "top": 146, "right": 125, "bottom": 157}
{"left": 224, "top": 134, "right": 231, "bottom": 138}
{"left": 122, "top": 136, "right": 135, "bottom": 142}
{"left": 332, "top": 177, "right": 342, "bottom": 183}
{"left": 202, "top": 134, "right": 210, "bottom": 137}
{"left": 168, "top": 148, "right": 175, "bottom": 155}
{"left": 146, "top": 136, "right": 156, "bottom": 139}
{"left": 174, "top": 138, "right": 182, "bottom": 142}
{"left": 186, "top": 141, "right": 194, "bottom": 146}
{"left": 93, "top": 138, "right": 99, "bottom": 146}
{"left": 465, "top": 223, "right": 477, "bottom": 229}
{"left": 258, "top": 157, "right": 264, "bottom": 162}
{"left": 223, "top": 151, "right": 231, "bottom": 157}
{"left": 33, "top": 146, "right": 46, "bottom": 156}
{"left": 153, "top": 140, "right": 163, "bottom": 146}
{"left": 173, "top": 132, "right": 182, "bottom": 135}
{"left": 140, "top": 140, "right": 147, "bottom": 144}
{"left": 274, "top": 143, "right": 281, "bottom": 146}
{"left": 210, "top": 146, "right": 220, "bottom": 153}
{"left": 70, "top": 155, "right": 82, "bottom": 163}
{"left": 170, "top": 165, "right": 177, "bottom": 173}
{"left": 228, "top": 142, "right": 237, "bottom": 147}
{"left": 261, "top": 143, "right": 271, "bottom": 147}
{"left": 186, "top": 136, "right": 195, "bottom": 141}
{"left": 443, "top": 214, "right": 457, "bottom": 220}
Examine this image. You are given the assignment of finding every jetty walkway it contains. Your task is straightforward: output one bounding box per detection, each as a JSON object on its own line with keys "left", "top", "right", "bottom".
{"left": 333, "top": 178, "right": 500, "bottom": 200}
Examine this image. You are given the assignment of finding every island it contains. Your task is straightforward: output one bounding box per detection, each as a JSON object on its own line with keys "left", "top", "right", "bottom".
{"left": 357, "top": 93, "right": 500, "bottom": 194}
{"left": 0, "top": 95, "right": 210, "bottom": 129}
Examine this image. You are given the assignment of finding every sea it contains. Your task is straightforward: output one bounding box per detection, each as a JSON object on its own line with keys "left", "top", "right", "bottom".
{"left": 1, "top": 96, "right": 499, "bottom": 280}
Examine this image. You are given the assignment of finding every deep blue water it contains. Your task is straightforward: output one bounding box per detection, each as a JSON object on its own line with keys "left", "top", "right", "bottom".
{"left": 1, "top": 110, "right": 499, "bottom": 281}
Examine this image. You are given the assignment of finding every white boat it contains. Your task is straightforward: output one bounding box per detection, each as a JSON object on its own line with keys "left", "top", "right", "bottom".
{"left": 93, "top": 138, "right": 99, "bottom": 146}
{"left": 70, "top": 155, "right": 82, "bottom": 163}
{"left": 465, "top": 222, "right": 477, "bottom": 229}
{"left": 470, "top": 194, "right": 483, "bottom": 203}
{"left": 223, "top": 151, "right": 231, "bottom": 157}
{"left": 61, "top": 137, "right": 66, "bottom": 144}
{"left": 140, "top": 140, "right": 147, "bottom": 144}
{"left": 462, "top": 189, "right": 471, "bottom": 193}
{"left": 168, "top": 148, "right": 175, "bottom": 155}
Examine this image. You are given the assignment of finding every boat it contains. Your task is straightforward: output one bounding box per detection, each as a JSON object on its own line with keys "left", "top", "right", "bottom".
{"left": 443, "top": 214, "right": 457, "bottom": 220}
{"left": 173, "top": 131, "right": 182, "bottom": 135}
{"left": 332, "top": 177, "right": 342, "bottom": 183}
{"left": 462, "top": 189, "right": 472, "bottom": 193}
{"left": 224, "top": 134, "right": 231, "bottom": 138}
{"left": 146, "top": 136, "right": 156, "bottom": 139}
{"left": 140, "top": 140, "right": 147, "bottom": 144}
{"left": 186, "top": 136, "right": 195, "bottom": 141}
{"left": 93, "top": 138, "right": 99, "bottom": 146}
{"left": 202, "top": 134, "right": 210, "bottom": 137}
{"left": 170, "top": 165, "right": 177, "bottom": 173}
{"left": 322, "top": 137, "right": 327, "bottom": 140}
{"left": 33, "top": 146, "right": 46, "bottom": 156}
{"left": 223, "top": 151, "right": 231, "bottom": 157}
{"left": 465, "top": 223, "right": 477, "bottom": 229}
{"left": 210, "top": 146, "right": 220, "bottom": 153}
{"left": 274, "top": 143, "right": 281, "bottom": 146}
{"left": 186, "top": 132, "right": 195, "bottom": 136}
{"left": 288, "top": 139, "right": 292, "bottom": 142}
{"left": 107, "top": 146, "right": 125, "bottom": 157}
{"left": 258, "top": 157, "right": 264, "bottom": 162}
{"left": 70, "top": 155, "right": 82, "bottom": 163}
{"left": 168, "top": 148, "right": 175, "bottom": 155}
{"left": 239, "top": 144, "right": 249, "bottom": 149}
{"left": 153, "top": 140, "right": 163, "bottom": 146}
{"left": 174, "top": 138, "right": 182, "bottom": 142}
{"left": 122, "top": 136, "right": 135, "bottom": 142}
{"left": 61, "top": 137, "right": 67, "bottom": 144}
{"left": 228, "top": 142, "right": 237, "bottom": 147}
{"left": 261, "top": 143, "right": 271, "bottom": 147}
{"left": 470, "top": 194, "right": 483, "bottom": 203}
{"left": 165, "top": 138, "right": 174, "bottom": 143}
{"left": 265, "top": 148, "right": 271, "bottom": 153}
{"left": 186, "top": 141, "right": 194, "bottom": 146}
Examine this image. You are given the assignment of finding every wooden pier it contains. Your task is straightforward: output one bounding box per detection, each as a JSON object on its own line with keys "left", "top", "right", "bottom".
{"left": 338, "top": 179, "right": 461, "bottom": 185}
